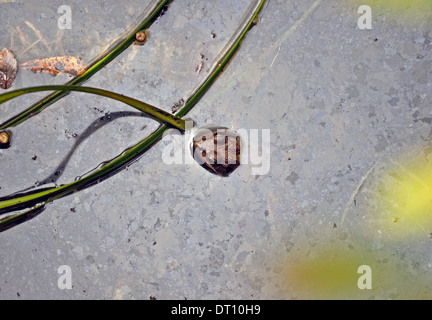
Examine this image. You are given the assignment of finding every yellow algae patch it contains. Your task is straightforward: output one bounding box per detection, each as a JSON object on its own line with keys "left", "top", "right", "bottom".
{"left": 371, "top": 155, "right": 432, "bottom": 239}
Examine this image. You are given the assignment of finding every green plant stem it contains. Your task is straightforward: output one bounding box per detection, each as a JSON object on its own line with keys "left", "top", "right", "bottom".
{"left": 0, "top": 0, "right": 267, "bottom": 229}
{"left": 0, "top": 85, "right": 186, "bottom": 131}
{"left": 0, "top": 0, "right": 170, "bottom": 130}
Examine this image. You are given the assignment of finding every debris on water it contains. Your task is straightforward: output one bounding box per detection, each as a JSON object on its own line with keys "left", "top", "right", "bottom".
{"left": 20, "top": 56, "right": 85, "bottom": 76}
{"left": 171, "top": 98, "right": 185, "bottom": 113}
{"left": 0, "top": 48, "right": 18, "bottom": 89}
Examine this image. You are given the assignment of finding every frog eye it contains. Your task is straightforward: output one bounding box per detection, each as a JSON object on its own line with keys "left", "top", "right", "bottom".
{"left": 0, "top": 130, "right": 11, "bottom": 149}
{"left": 191, "top": 126, "right": 241, "bottom": 177}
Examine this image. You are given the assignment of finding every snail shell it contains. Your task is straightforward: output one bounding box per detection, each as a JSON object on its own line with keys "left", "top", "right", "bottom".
{"left": 0, "top": 130, "right": 11, "bottom": 149}
{"left": 191, "top": 126, "right": 241, "bottom": 177}
{"left": 133, "top": 30, "right": 148, "bottom": 46}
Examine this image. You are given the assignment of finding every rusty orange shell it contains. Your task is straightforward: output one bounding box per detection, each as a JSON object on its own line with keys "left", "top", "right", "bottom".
{"left": 20, "top": 56, "right": 85, "bottom": 77}
{"left": 133, "top": 30, "right": 149, "bottom": 46}
{"left": 0, "top": 130, "right": 11, "bottom": 149}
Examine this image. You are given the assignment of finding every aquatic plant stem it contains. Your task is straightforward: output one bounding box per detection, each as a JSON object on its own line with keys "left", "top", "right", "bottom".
{"left": 0, "top": 85, "right": 186, "bottom": 131}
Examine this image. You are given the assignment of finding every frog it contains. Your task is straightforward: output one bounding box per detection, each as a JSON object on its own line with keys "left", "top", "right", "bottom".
{"left": 191, "top": 126, "right": 241, "bottom": 177}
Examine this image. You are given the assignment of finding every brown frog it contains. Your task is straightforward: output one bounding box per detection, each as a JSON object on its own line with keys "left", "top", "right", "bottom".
{"left": 191, "top": 126, "right": 241, "bottom": 177}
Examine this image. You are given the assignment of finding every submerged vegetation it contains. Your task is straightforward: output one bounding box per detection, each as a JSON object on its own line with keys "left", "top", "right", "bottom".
{"left": 0, "top": 0, "right": 267, "bottom": 231}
